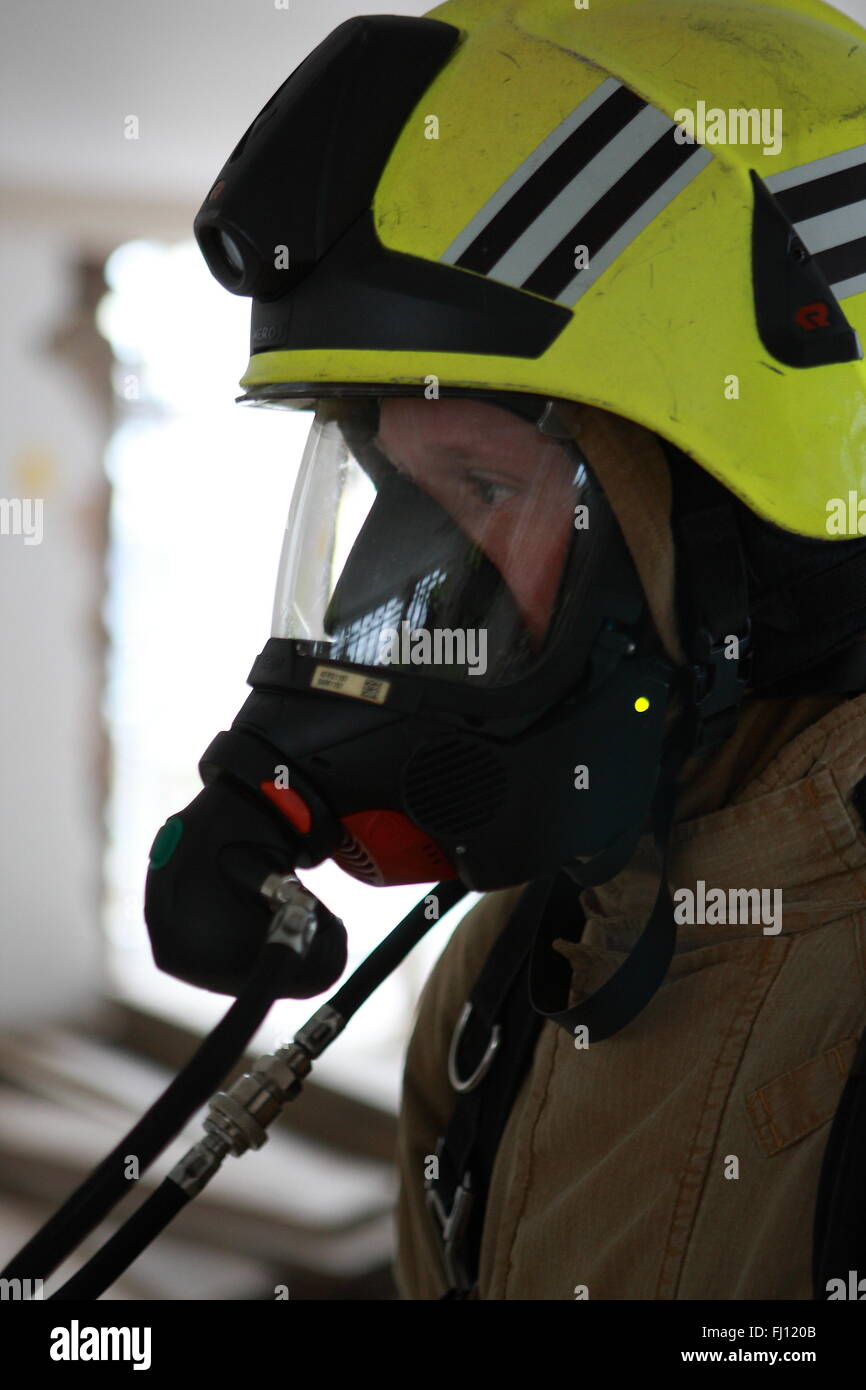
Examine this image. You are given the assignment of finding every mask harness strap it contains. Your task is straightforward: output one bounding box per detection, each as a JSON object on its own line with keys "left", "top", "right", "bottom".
{"left": 528, "top": 740, "right": 680, "bottom": 1042}
{"left": 526, "top": 461, "right": 755, "bottom": 1044}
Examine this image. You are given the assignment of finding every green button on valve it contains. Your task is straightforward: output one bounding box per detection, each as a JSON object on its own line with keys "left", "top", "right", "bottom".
{"left": 149, "top": 815, "right": 184, "bottom": 868}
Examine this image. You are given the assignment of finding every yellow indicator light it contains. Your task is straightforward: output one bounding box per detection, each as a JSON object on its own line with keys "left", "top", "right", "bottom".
{"left": 634, "top": 697, "right": 650, "bottom": 713}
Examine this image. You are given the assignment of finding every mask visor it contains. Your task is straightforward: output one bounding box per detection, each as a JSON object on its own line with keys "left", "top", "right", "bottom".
{"left": 271, "top": 398, "right": 597, "bottom": 687}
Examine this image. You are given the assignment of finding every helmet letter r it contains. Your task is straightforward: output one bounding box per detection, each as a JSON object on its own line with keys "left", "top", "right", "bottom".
{"left": 795, "top": 301, "right": 831, "bottom": 330}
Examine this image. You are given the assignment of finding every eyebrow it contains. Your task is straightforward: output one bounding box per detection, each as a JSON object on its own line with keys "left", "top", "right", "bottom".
{"left": 374, "top": 435, "right": 562, "bottom": 490}
{"left": 374, "top": 438, "right": 482, "bottom": 476}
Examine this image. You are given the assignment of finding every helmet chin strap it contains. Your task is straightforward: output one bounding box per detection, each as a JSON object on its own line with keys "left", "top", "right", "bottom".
{"left": 528, "top": 720, "right": 691, "bottom": 1043}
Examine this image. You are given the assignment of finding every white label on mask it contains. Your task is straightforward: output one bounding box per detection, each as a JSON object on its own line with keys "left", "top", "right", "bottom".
{"left": 310, "top": 665, "right": 391, "bottom": 704}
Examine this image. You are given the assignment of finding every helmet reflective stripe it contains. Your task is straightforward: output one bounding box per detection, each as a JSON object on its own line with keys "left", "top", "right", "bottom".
{"left": 440, "top": 77, "right": 637, "bottom": 268}
{"left": 440, "top": 76, "right": 712, "bottom": 307}
{"left": 765, "top": 143, "right": 866, "bottom": 301}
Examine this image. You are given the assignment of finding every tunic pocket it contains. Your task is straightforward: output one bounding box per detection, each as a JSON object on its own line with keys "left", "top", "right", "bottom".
{"left": 746, "top": 1036, "right": 859, "bottom": 1156}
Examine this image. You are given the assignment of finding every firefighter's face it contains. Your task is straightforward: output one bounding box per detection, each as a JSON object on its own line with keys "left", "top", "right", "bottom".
{"left": 375, "top": 398, "right": 581, "bottom": 648}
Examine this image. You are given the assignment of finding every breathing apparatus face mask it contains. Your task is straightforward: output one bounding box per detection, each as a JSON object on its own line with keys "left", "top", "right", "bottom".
{"left": 145, "top": 392, "right": 677, "bottom": 996}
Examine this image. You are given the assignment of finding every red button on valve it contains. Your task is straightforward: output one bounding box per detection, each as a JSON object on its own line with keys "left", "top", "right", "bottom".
{"left": 259, "top": 781, "right": 312, "bottom": 835}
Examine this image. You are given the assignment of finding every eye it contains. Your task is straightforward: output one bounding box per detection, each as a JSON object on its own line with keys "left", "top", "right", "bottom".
{"left": 464, "top": 472, "right": 518, "bottom": 507}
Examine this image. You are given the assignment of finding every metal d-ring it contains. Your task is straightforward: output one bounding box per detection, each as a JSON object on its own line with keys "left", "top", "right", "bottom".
{"left": 447, "top": 1002, "right": 502, "bottom": 1094}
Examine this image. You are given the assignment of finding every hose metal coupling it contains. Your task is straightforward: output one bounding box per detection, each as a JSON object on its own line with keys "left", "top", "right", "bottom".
{"left": 204, "top": 1042, "right": 313, "bottom": 1157}
{"left": 260, "top": 874, "right": 320, "bottom": 954}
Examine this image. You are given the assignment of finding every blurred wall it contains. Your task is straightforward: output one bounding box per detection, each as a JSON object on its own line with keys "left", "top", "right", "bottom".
{"left": 0, "top": 223, "right": 105, "bottom": 1022}
{"left": 0, "top": 197, "right": 190, "bottom": 1024}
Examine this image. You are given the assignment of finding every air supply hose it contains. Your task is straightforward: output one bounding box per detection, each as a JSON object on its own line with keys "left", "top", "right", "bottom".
{"left": 1, "top": 939, "right": 298, "bottom": 1287}
{"left": 4, "top": 876, "right": 465, "bottom": 1299}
